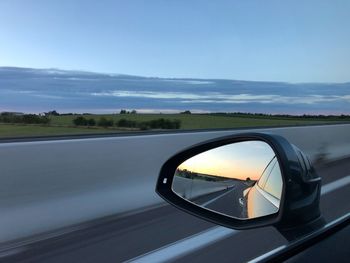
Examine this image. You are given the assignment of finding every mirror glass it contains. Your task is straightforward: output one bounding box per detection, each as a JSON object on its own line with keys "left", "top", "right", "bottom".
{"left": 172, "top": 140, "right": 283, "bottom": 219}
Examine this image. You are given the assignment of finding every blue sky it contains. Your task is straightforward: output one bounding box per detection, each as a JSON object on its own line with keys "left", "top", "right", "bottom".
{"left": 0, "top": 0, "right": 349, "bottom": 82}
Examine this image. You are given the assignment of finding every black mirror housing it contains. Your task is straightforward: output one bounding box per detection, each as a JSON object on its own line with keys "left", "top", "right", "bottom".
{"left": 156, "top": 133, "right": 322, "bottom": 231}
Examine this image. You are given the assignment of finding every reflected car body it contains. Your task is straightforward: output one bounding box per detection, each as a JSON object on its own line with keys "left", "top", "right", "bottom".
{"left": 245, "top": 156, "right": 282, "bottom": 218}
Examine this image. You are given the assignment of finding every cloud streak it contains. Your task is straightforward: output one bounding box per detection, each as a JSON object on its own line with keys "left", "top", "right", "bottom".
{"left": 90, "top": 91, "right": 350, "bottom": 105}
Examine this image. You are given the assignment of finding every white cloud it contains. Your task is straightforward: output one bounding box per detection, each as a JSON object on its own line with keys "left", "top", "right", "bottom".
{"left": 32, "top": 94, "right": 64, "bottom": 99}
{"left": 1, "top": 89, "right": 64, "bottom": 99}
{"left": 160, "top": 79, "right": 214, "bottom": 85}
{"left": 90, "top": 90, "right": 350, "bottom": 105}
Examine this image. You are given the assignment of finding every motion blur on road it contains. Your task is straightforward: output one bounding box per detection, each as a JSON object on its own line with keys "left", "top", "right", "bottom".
{"left": 42, "top": 157, "right": 349, "bottom": 263}
{"left": 0, "top": 125, "right": 349, "bottom": 263}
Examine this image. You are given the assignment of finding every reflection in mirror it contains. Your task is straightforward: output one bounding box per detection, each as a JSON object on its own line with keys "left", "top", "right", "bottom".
{"left": 172, "top": 140, "right": 283, "bottom": 220}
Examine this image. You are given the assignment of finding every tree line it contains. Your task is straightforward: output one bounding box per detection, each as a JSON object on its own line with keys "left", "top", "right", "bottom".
{"left": 208, "top": 112, "right": 350, "bottom": 119}
{"left": 73, "top": 116, "right": 181, "bottom": 130}
{"left": 0, "top": 112, "right": 50, "bottom": 124}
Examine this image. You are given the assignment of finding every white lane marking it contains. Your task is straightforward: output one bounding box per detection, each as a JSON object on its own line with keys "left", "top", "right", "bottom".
{"left": 126, "top": 175, "right": 350, "bottom": 263}
{"left": 201, "top": 188, "right": 235, "bottom": 207}
{"left": 248, "top": 212, "right": 350, "bottom": 263}
{"left": 321, "top": 175, "right": 350, "bottom": 195}
{"left": 248, "top": 245, "right": 287, "bottom": 263}
{"left": 125, "top": 227, "right": 236, "bottom": 263}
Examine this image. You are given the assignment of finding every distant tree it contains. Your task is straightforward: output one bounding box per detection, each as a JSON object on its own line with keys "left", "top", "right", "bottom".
{"left": 131, "top": 110, "right": 137, "bottom": 114}
{"left": 117, "top": 118, "right": 137, "bottom": 128}
{"left": 117, "top": 118, "right": 127, "bottom": 127}
{"left": 116, "top": 118, "right": 180, "bottom": 130}
{"left": 98, "top": 117, "right": 114, "bottom": 127}
{"left": 180, "top": 110, "right": 191, "bottom": 114}
{"left": 0, "top": 113, "right": 49, "bottom": 124}
{"left": 137, "top": 121, "right": 150, "bottom": 130}
{"left": 147, "top": 118, "right": 181, "bottom": 129}
{"left": 22, "top": 114, "right": 50, "bottom": 124}
{"left": 73, "top": 116, "right": 88, "bottom": 126}
{"left": 87, "top": 118, "right": 96, "bottom": 126}
{"left": 47, "top": 110, "right": 59, "bottom": 116}
{"left": 41, "top": 116, "right": 50, "bottom": 124}
{"left": 172, "top": 119, "right": 181, "bottom": 129}
{"left": 120, "top": 109, "right": 127, "bottom": 114}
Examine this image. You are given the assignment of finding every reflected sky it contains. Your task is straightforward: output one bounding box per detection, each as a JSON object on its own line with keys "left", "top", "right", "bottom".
{"left": 178, "top": 141, "right": 275, "bottom": 181}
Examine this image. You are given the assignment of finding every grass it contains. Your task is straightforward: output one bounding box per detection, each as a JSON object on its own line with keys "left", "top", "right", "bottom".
{"left": 50, "top": 114, "right": 345, "bottom": 129}
{"left": 0, "top": 113, "right": 348, "bottom": 138}
{"left": 0, "top": 124, "right": 119, "bottom": 138}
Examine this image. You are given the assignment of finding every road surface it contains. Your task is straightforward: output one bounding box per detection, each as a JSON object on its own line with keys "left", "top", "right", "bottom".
{"left": 1, "top": 124, "right": 349, "bottom": 243}
{"left": 2, "top": 157, "right": 349, "bottom": 263}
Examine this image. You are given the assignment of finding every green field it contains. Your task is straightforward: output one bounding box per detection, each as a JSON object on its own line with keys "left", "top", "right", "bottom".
{"left": 0, "top": 124, "right": 121, "bottom": 138}
{"left": 50, "top": 114, "right": 345, "bottom": 129}
{"left": 0, "top": 113, "right": 348, "bottom": 138}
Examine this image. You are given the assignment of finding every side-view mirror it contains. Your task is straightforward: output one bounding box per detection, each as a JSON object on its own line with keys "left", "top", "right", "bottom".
{"left": 156, "top": 133, "right": 323, "bottom": 240}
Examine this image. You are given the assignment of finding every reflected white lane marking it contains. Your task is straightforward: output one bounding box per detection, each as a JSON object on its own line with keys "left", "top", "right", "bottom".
{"left": 126, "top": 175, "right": 350, "bottom": 263}
{"left": 201, "top": 188, "right": 235, "bottom": 207}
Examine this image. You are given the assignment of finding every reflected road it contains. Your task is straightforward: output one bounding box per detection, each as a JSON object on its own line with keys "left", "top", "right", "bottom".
{"left": 192, "top": 181, "right": 248, "bottom": 218}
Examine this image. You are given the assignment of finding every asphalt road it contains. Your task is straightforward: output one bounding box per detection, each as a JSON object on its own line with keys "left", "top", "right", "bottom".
{"left": 1, "top": 124, "right": 349, "bottom": 244}
{"left": 5, "top": 157, "right": 350, "bottom": 263}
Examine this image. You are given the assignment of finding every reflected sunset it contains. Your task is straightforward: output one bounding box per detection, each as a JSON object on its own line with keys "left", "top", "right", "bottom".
{"left": 173, "top": 139, "right": 282, "bottom": 220}
{"left": 178, "top": 141, "right": 275, "bottom": 181}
